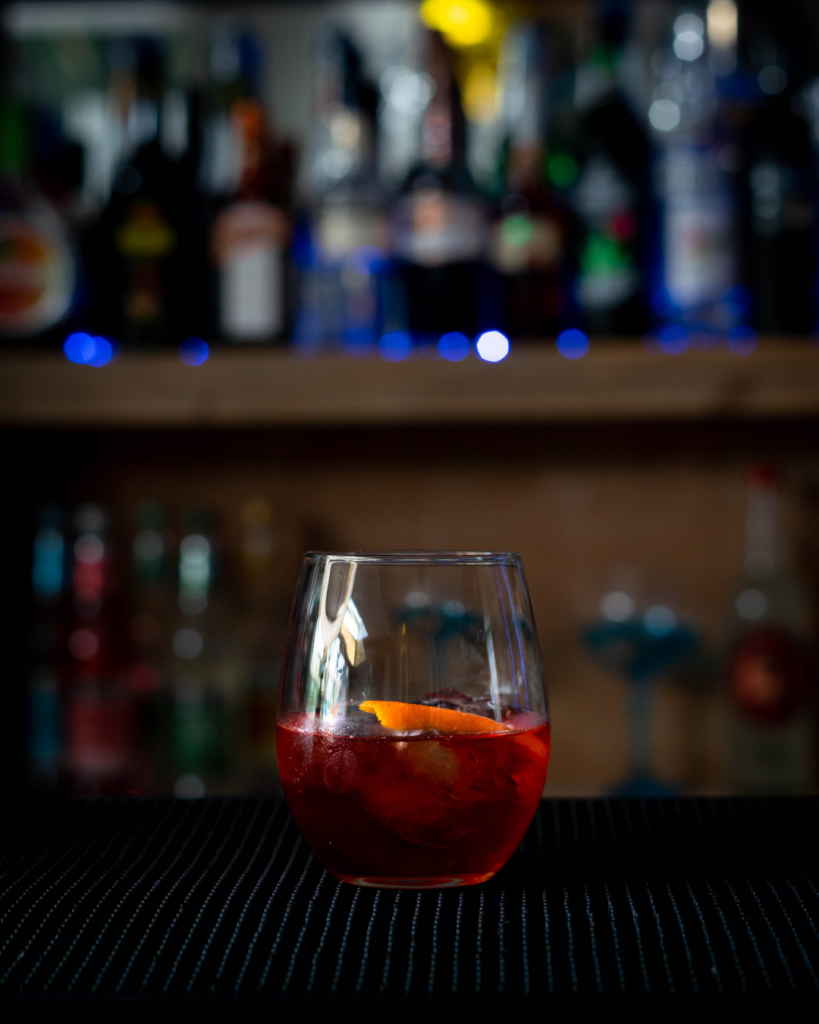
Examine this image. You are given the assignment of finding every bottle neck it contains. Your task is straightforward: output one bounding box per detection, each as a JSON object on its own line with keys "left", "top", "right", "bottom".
{"left": 0, "top": 102, "right": 27, "bottom": 184}
{"left": 420, "top": 32, "right": 464, "bottom": 174}
{"left": 232, "top": 98, "right": 266, "bottom": 200}
{"left": 744, "top": 480, "right": 778, "bottom": 579}
{"left": 505, "top": 142, "right": 544, "bottom": 193}
{"left": 110, "top": 39, "right": 166, "bottom": 158}
{"left": 310, "top": 32, "right": 376, "bottom": 197}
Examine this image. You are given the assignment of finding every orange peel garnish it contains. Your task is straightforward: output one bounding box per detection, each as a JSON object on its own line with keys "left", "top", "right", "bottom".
{"left": 360, "top": 700, "right": 508, "bottom": 734}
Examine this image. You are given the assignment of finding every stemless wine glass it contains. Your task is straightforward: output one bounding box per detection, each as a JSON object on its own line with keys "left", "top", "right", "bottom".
{"left": 277, "top": 552, "right": 550, "bottom": 889}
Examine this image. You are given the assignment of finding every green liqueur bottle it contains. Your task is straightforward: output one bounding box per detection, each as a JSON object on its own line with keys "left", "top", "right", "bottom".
{"left": 571, "top": 3, "right": 649, "bottom": 335}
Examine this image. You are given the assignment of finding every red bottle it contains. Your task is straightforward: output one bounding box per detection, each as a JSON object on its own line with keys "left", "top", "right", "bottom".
{"left": 64, "top": 504, "right": 134, "bottom": 795}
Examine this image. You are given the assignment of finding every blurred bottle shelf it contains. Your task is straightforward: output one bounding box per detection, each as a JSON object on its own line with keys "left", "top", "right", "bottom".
{"left": 3, "top": 340, "right": 819, "bottom": 428}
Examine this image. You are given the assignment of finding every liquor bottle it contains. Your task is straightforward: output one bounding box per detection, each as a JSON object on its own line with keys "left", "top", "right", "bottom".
{"left": 165, "top": 507, "right": 241, "bottom": 795}
{"left": 491, "top": 24, "right": 571, "bottom": 338}
{"left": 28, "top": 107, "right": 86, "bottom": 228}
{"left": 127, "top": 500, "right": 171, "bottom": 792}
{"left": 28, "top": 503, "right": 67, "bottom": 789}
{"left": 204, "top": 25, "right": 293, "bottom": 343}
{"left": 727, "top": 465, "right": 815, "bottom": 793}
{"left": 649, "top": 7, "right": 750, "bottom": 340}
{"left": 83, "top": 38, "right": 205, "bottom": 346}
{"left": 743, "top": 37, "right": 814, "bottom": 333}
{"left": 390, "top": 30, "right": 489, "bottom": 341}
{"left": 571, "top": 4, "right": 649, "bottom": 336}
{"left": 237, "top": 498, "right": 285, "bottom": 791}
{"left": 0, "top": 101, "right": 78, "bottom": 342}
{"left": 64, "top": 503, "right": 133, "bottom": 794}
{"left": 295, "top": 30, "right": 387, "bottom": 351}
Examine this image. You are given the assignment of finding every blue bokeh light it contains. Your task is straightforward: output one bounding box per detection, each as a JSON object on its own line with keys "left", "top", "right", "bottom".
{"left": 179, "top": 337, "right": 210, "bottom": 366}
{"left": 651, "top": 288, "right": 678, "bottom": 318}
{"left": 657, "top": 324, "right": 690, "bottom": 355}
{"left": 63, "top": 332, "right": 115, "bottom": 367}
{"left": 476, "top": 330, "right": 510, "bottom": 363}
{"left": 556, "top": 329, "right": 589, "bottom": 359}
{"left": 437, "top": 332, "right": 470, "bottom": 361}
{"left": 727, "top": 325, "right": 757, "bottom": 355}
{"left": 723, "top": 285, "right": 752, "bottom": 318}
{"left": 378, "top": 331, "right": 412, "bottom": 362}
{"left": 63, "top": 332, "right": 94, "bottom": 364}
{"left": 86, "top": 337, "right": 114, "bottom": 367}
{"left": 644, "top": 605, "right": 677, "bottom": 637}
{"left": 351, "top": 245, "right": 383, "bottom": 274}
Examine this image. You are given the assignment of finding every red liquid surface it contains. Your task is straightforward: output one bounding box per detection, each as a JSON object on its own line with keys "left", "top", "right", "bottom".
{"left": 278, "top": 714, "right": 550, "bottom": 887}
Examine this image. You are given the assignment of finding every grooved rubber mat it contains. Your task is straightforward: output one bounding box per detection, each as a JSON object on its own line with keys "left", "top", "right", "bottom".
{"left": 0, "top": 798, "right": 818, "bottom": 1006}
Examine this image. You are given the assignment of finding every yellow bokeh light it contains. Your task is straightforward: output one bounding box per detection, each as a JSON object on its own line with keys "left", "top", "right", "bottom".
{"left": 707, "top": 0, "right": 738, "bottom": 48}
{"left": 421, "top": 0, "right": 495, "bottom": 48}
{"left": 462, "top": 62, "right": 498, "bottom": 123}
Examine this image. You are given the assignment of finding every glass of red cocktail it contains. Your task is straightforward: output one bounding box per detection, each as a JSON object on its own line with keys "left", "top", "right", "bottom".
{"left": 277, "top": 552, "right": 550, "bottom": 888}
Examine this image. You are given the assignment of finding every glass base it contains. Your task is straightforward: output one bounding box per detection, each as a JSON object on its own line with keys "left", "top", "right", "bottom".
{"left": 610, "top": 773, "right": 678, "bottom": 797}
{"left": 337, "top": 872, "right": 495, "bottom": 889}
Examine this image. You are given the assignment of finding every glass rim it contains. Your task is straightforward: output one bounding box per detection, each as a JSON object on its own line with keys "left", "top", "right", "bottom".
{"left": 303, "top": 550, "right": 522, "bottom": 566}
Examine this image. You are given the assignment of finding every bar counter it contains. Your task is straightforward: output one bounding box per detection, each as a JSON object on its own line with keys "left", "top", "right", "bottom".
{"left": 1, "top": 797, "right": 817, "bottom": 1012}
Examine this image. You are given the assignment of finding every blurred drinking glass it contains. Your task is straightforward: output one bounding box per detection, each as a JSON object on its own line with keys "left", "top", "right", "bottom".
{"left": 584, "top": 569, "right": 698, "bottom": 795}
{"left": 277, "top": 551, "right": 550, "bottom": 888}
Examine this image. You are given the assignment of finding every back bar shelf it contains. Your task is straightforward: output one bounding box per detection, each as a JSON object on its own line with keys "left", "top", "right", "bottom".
{"left": 2, "top": 341, "right": 819, "bottom": 428}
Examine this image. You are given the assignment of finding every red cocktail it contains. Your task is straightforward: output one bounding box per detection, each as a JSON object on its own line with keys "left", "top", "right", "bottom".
{"left": 277, "top": 551, "right": 552, "bottom": 888}
{"left": 278, "top": 705, "right": 550, "bottom": 888}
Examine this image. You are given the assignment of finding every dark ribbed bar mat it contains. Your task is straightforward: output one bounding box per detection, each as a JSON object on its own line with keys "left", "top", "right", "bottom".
{"left": 0, "top": 797, "right": 818, "bottom": 1007}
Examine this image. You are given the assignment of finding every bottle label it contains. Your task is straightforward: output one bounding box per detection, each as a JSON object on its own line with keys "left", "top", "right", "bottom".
{"left": 213, "top": 201, "right": 286, "bottom": 340}
{"left": 574, "top": 157, "right": 638, "bottom": 311}
{"left": 491, "top": 213, "right": 562, "bottom": 274}
{"left": 67, "top": 684, "right": 131, "bottom": 776}
{"left": 729, "top": 628, "right": 808, "bottom": 725}
{"left": 393, "top": 188, "right": 486, "bottom": 266}
{"left": 659, "top": 149, "right": 736, "bottom": 311}
{"left": 115, "top": 201, "right": 177, "bottom": 259}
{"left": 664, "top": 204, "right": 735, "bottom": 310}
{"left": 114, "top": 201, "right": 177, "bottom": 328}
{"left": 0, "top": 213, "right": 74, "bottom": 336}
{"left": 317, "top": 205, "right": 386, "bottom": 260}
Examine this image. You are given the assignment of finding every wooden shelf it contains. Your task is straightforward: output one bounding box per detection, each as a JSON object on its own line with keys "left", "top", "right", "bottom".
{"left": 2, "top": 340, "right": 819, "bottom": 428}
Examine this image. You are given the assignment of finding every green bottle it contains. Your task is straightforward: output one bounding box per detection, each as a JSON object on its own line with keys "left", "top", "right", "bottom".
{"left": 167, "top": 507, "right": 240, "bottom": 794}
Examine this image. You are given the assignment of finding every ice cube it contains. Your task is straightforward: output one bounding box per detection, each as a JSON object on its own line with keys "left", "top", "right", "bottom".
{"left": 421, "top": 688, "right": 475, "bottom": 709}
{"left": 401, "top": 740, "right": 461, "bottom": 785}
